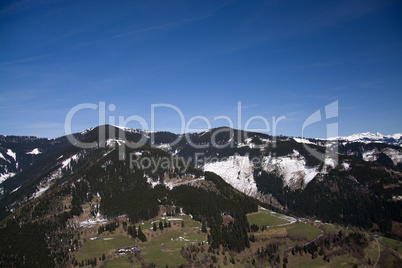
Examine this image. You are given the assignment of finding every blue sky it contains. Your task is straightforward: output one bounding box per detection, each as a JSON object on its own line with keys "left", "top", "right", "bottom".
{"left": 1, "top": 0, "right": 401, "bottom": 139}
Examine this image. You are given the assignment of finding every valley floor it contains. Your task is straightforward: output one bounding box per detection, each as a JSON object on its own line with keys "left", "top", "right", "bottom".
{"left": 70, "top": 207, "right": 402, "bottom": 268}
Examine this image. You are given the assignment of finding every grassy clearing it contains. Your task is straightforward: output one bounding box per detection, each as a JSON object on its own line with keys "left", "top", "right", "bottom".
{"left": 180, "top": 215, "right": 202, "bottom": 228}
{"left": 247, "top": 209, "right": 292, "bottom": 227}
{"left": 320, "top": 254, "right": 357, "bottom": 268}
{"left": 141, "top": 229, "right": 205, "bottom": 267}
{"left": 286, "top": 245, "right": 360, "bottom": 268}
{"left": 364, "top": 240, "right": 380, "bottom": 266}
{"left": 287, "top": 223, "right": 322, "bottom": 240}
{"left": 322, "top": 223, "right": 340, "bottom": 233}
{"left": 382, "top": 237, "right": 401, "bottom": 252}
{"left": 254, "top": 226, "right": 288, "bottom": 239}
{"left": 106, "top": 255, "right": 142, "bottom": 268}
{"left": 74, "top": 214, "right": 205, "bottom": 267}
{"left": 286, "top": 253, "right": 328, "bottom": 268}
{"left": 75, "top": 235, "right": 135, "bottom": 262}
{"left": 74, "top": 211, "right": 396, "bottom": 268}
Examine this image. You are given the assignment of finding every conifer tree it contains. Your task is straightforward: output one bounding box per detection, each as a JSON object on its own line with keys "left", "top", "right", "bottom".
{"left": 137, "top": 226, "right": 147, "bottom": 242}
{"left": 201, "top": 221, "right": 207, "bottom": 233}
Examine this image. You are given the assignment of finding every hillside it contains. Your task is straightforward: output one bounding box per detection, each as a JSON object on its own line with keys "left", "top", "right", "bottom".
{"left": 0, "top": 126, "right": 258, "bottom": 267}
{"left": 0, "top": 125, "right": 401, "bottom": 267}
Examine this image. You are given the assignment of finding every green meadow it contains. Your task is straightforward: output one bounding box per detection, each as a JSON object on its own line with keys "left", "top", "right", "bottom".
{"left": 286, "top": 222, "right": 322, "bottom": 240}
{"left": 75, "top": 235, "right": 135, "bottom": 263}
{"left": 74, "top": 215, "right": 205, "bottom": 267}
{"left": 247, "top": 209, "right": 293, "bottom": 227}
{"left": 106, "top": 256, "right": 142, "bottom": 268}
{"left": 140, "top": 229, "right": 206, "bottom": 267}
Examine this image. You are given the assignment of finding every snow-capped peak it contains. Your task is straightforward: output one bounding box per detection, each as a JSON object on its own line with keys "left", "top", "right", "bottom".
{"left": 328, "top": 132, "right": 402, "bottom": 146}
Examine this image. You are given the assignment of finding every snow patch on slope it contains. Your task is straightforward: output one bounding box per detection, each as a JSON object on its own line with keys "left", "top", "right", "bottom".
{"left": 32, "top": 185, "right": 50, "bottom": 198}
{"left": 6, "top": 149, "right": 16, "bottom": 161}
{"left": 156, "top": 143, "right": 172, "bottom": 151}
{"left": 113, "top": 125, "right": 154, "bottom": 136}
{"left": 31, "top": 167, "right": 63, "bottom": 199}
{"left": 26, "top": 148, "right": 41, "bottom": 155}
{"left": 10, "top": 186, "right": 21, "bottom": 193}
{"left": 204, "top": 155, "right": 258, "bottom": 196}
{"left": 145, "top": 174, "right": 206, "bottom": 190}
{"left": 293, "top": 138, "right": 316, "bottom": 145}
{"left": 0, "top": 150, "right": 17, "bottom": 183}
{"left": 236, "top": 138, "right": 255, "bottom": 148}
{"left": 359, "top": 147, "right": 402, "bottom": 165}
{"left": 164, "top": 176, "right": 205, "bottom": 190}
{"left": 145, "top": 174, "right": 161, "bottom": 188}
{"left": 341, "top": 162, "right": 351, "bottom": 171}
{"left": 263, "top": 150, "right": 319, "bottom": 189}
{"left": 362, "top": 149, "right": 378, "bottom": 162}
{"left": 0, "top": 152, "right": 9, "bottom": 162}
{"left": 324, "top": 157, "right": 337, "bottom": 169}
{"left": 383, "top": 149, "right": 402, "bottom": 165}
{"left": 31, "top": 153, "right": 80, "bottom": 199}
{"left": 62, "top": 154, "right": 79, "bottom": 168}
{"left": 77, "top": 212, "right": 108, "bottom": 228}
{"left": 0, "top": 172, "right": 16, "bottom": 184}
{"left": 237, "top": 137, "right": 273, "bottom": 149}
{"left": 79, "top": 126, "right": 96, "bottom": 135}
{"left": 106, "top": 138, "right": 126, "bottom": 147}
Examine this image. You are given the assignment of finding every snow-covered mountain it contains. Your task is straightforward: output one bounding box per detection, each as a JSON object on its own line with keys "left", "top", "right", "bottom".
{"left": 2, "top": 128, "right": 402, "bottom": 192}
{"left": 0, "top": 125, "right": 401, "bottom": 268}
{"left": 328, "top": 132, "right": 402, "bottom": 147}
{"left": 1, "top": 125, "right": 401, "bottom": 241}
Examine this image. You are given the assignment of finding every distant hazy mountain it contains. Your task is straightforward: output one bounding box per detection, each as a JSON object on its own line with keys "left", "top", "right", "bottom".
{"left": 328, "top": 132, "right": 402, "bottom": 147}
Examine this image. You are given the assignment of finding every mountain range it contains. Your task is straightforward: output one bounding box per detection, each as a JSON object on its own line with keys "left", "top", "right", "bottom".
{"left": 0, "top": 125, "right": 401, "bottom": 267}
{"left": 328, "top": 132, "right": 402, "bottom": 147}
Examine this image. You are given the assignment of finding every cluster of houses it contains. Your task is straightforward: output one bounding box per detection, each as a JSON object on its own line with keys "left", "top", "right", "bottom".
{"left": 116, "top": 246, "right": 138, "bottom": 255}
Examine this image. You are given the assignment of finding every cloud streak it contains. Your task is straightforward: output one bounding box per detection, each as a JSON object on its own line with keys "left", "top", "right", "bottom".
{"left": 0, "top": 53, "right": 54, "bottom": 66}
{"left": 280, "top": 0, "right": 396, "bottom": 38}
{"left": 78, "top": 15, "right": 212, "bottom": 47}
{"left": 0, "top": 0, "right": 61, "bottom": 15}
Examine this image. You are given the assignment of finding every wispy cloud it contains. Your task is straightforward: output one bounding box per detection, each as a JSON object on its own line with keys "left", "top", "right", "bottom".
{"left": 282, "top": 0, "right": 396, "bottom": 37}
{"left": 78, "top": 15, "right": 212, "bottom": 47}
{"left": 311, "top": 1, "right": 390, "bottom": 28}
{"left": 333, "top": 80, "right": 387, "bottom": 91}
{"left": 285, "top": 59, "right": 345, "bottom": 70}
{"left": 0, "top": 0, "right": 61, "bottom": 15}
{"left": 0, "top": 103, "right": 31, "bottom": 110}
{"left": 0, "top": 53, "right": 54, "bottom": 66}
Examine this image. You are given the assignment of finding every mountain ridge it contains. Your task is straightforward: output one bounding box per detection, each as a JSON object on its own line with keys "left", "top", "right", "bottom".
{"left": 0, "top": 125, "right": 401, "bottom": 267}
{"left": 1, "top": 125, "right": 401, "bottom": 222}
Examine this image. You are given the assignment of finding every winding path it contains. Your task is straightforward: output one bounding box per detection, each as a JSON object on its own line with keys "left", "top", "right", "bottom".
{"left": 374, "top": 238, "right": 380, "bottom": 268}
